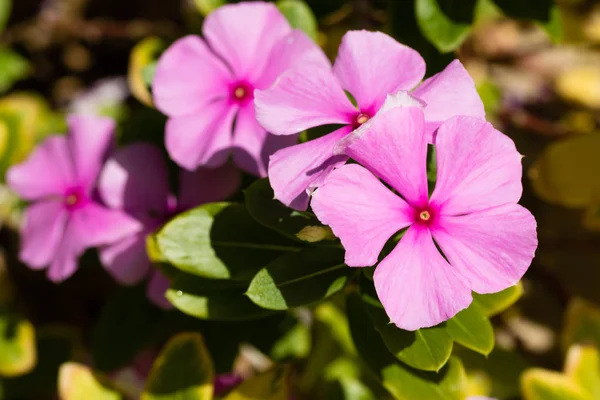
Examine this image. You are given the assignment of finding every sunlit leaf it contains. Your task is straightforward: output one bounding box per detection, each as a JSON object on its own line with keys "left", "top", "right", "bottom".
{"left": 564, "top": 346, "right": 600, "bottom": 399}
{"left": 128, "top": 37, "right": 164, "bottom": 107}
{"left": 446, "top": 302, "right": 494, "bottom": 356}
{"left": 193, "top": 0, "right": 226, "bottom": 16}
{"left": 521, "top": 369, "right": 592, "bottom": 400}
{"left": 0, "top": 313, "right": 36, "bottom": 377}
{"left": 473, "top": 283, "right": 524, "bottom": 317}
{"left": 415, "top": 0, "right": 473, "bottom": 52}
{"left": 58, "top": 363, "right": 122, "bottom": 400}
{"left": 277, "top": 0, "right": 319, "bottom": 40}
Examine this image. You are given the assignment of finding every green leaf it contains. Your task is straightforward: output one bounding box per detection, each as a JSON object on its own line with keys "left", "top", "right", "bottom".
{"left": 0, "top": 0, "right": 11, "bottom": 34}
{"left": 244, "top": 178, "right": 320, "bottom": 242}
{"left": 246, "top": 247, "right": 349, "bottom": 310}
{"left": 167, "top": 273, "right": 273, "bottom": 321}
{"left": 0, "top": 48, "right": 30, "bottom": 94}
{"left": 446, "top": 302, "right": 494, "bottom": 355}
{"left": 155, "top": 202, "right": 301, "bottom": 280}
{"left": 415, "top": 0, "right": 473, "bottom": 53}
{"left": 565, "top": 346, "right": 600, "bottom": 399}
{"left": 193, "top": 0, "right": 226, "bottom": 16}
{"left": 276, "top": 0, "right": 319, "bottom": 40}
{"left": 128, "top": 37, "right": 164, "bottom": 107}
{"left": 538, "top": 6, "right": 562, "bottom": 43}
{"left": 58, "top": 363, "right": 122, "bottom": 400}
{"left": 270, "top": 317, "right": 311, "bottom": 361}
{"left": 473, "top": 283, "right": 523, "bottom": 317}
{"left": 142, "top": 333, "right": 214, "bottom": 400}
{"left": 0, "top": 313, "right": 36, "bottom": 377}
{"left": 522, "top": 369, "right": 592, "bottom": 400}
{"left": 224, "top": 365, "right": 291, "bottom": 400}
{"left": 92, "top": 286, "right": 164, "bottom": 371}
{"left": 360, "top": 279, "right": 453, "bottom": 372}
{"left": 346, "top": 294, "right": 468, "bottom": 400}
{"left": 562, "top": 298, "right": 600, "bottom": 351}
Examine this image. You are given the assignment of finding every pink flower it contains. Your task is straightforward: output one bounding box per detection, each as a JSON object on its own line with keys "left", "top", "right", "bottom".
{"left": 97, "top": 143, "right": 240, "bottom": 308}
{"left": 6, "top": 116, "right": 142, "bottom": 282}
{"left": 255, "top": 30, "right": 485, "bottom": 210}
{"left": 311, "top": 107, "right": 537, "bottom": 330}
{"left": 152, "top": 1, "right": 328, "bottom": 177}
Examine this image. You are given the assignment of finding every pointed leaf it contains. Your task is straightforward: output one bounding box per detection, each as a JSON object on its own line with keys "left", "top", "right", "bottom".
{"left": 446, "top": 302, "right": 494, "bottom": 355}
{"left": 415, "top": 0, "right": 473, "bottom": 52}
{"left": 276, "top": 0, "right": 319, "bottom": 40}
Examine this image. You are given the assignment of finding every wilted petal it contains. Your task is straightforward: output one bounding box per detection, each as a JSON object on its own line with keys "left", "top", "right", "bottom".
{"left": 312, "top": 164, "right": 414, "bottom": 267}
{"left": 333, "top": 30, "right": 425, "bottom": 113}
{"left": 268, "top": 126, "right": 351, "bottom": 210}
{"left": 432, "top": 204, "right": 537, "bottom": 294}
{"left": 344, "top": 107, "right": 429, "bottom": 208}
{"left": 20, "top": 200, "right": 68, "bottom": 269}
{"left": 232, "top": 104, "right": 297, "bottom": 177}
{"left": 203, "top": 2, "right": 291, "bottom": 80}
{"left": 430, "top": 116, "right": 523, "bottom": 215}
{"left": 178, "top": 163, "right": 241, "bottom": 210}
{"left": 153, "top": 35, "right": 231, "bottom": 117}
{"left": 147, "top": 270, "right": 172, "bottom": 310}
{"left": 412, "top": 60, "right": 485, "bottom": 140}
{"left": 6, "top": 136, "right": 73, "bottom": 200}
{"left": 67, "top": 115, "right": 116, "bottom": 190}
{"left": 255, "top": 65, "right": 356, "bottom": 136}
{"left": 165, "top": 101, "right": 237, "bottom": 171}
{"left": 100, "top": 232, "right": 151, "bottom": 285}
{"left": 98, "top": 143, "right": 170, "bottom": 214}
{"left": 374, "top": 225, "right": 472, "bottom": 331}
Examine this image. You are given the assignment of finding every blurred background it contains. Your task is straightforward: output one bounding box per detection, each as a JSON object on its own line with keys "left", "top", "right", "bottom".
{"left": 0, "top": 0, "right": 599, "bottom": 399}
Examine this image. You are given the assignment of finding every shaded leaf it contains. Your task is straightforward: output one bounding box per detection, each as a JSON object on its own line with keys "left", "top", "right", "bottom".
{"left": 473, "top": 283, "right": 523, "bottom": 317}
{"left": 562, "top": 298, "right": 600, "bottom": 352}
{"left": 224, "top": 365, "right": 291, "bottom": 400}
{"left": 58, "top": 363, "right": 122, "bottom": 400}
{"left": 0, "top": 48, "right": 30, "bottom": 94}
{"left": 446, "top": 302, "right": 494, "bottom": 356}
{"left": 0, "top": 0, "right": 10, "bottom": 34}
{"left": 415, "top": 0, "right": 473, "bottom": 52}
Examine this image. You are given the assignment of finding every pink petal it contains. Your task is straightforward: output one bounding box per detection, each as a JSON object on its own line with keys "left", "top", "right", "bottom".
{"left": 100, "top": 232, "right": 151, "bottom": 285}
{"left": 6, "top": 136, "right": 74, "bottom": 200}
{"left": 256, "top": 30, "right": 330, "bottom": 88}
{"left": 72, "top": 202, "right": 142, "bottom": 248}
{"left": 178, "top": 164, "right": 241, "bottom": 210}
{"left": 98, "top": 143, "right": 170, "bottom": 214}
{"left": 374, "top": 225, "right": 472, "bottom": 331}
{"left": 19, "top": 200, "right": 68, "bottom": 269}
{"left": 430, "top": 116, "right": 524, "bottom": 215}
{"left": 333, "top": 30, "right": 425, "bottom": 113}
{"left": 153, "top": 35, "right": 231, "bottom": 117}
{"left": 66, "top": 115, "right": 116, "bottom": 190}
{"left": 232, "top": 104, "right": 297, "bottom": 177}
{"left": 432, "top": 204, "right": 537, "bottom": 294}
{"left": 147, "top": 270, "right": 172, "bottom": 310}
{"left": 312, "top": 164, "right": 414, "bottom": 267}
{"left": 165, "top": 101, "right": 237, "bottom": 171}
{"left": 412, "top": 60, "right": 485, "bottom": 141}
{"left": 254, "top": 65, "right": 356, "bottom": 136}
{"left": 268, "top": 126, "right": 351, "bottom": 210}
{"left": 47, "top": 217, "right": 85, "bottom": 282}
{"left": 344, "top": 107, "right": 429, "bottom": 208}
{"left": 203, "top": 2, "right": 291, "bottom": 81}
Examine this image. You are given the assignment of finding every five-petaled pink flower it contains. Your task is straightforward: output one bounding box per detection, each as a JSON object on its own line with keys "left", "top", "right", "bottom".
{"left": 311, "top": 107, "right": 537, "bottom": 330}
{"left": 97, "top": 143, "right": 240, "bottom": 308}
{"left": 6, "top": 116, "right": 142, "bottom": 282}
{"left": 255, "top": 30, "right": 485, "bottom": 210}
{"left": 152, "top": 1, "right": 328, "bottom": 177}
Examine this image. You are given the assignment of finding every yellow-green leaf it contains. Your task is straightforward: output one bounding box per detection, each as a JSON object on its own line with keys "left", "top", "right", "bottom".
{"left": 193, "top": 0, "right": 226, "bottom": 16}
{"left": 224, "top": 365, "right": 291, "bottom": 400}
{"left": 473, "top": 283, "right": 524, "bottom": 317}
{"left": 521, "top": 369, "right": 592, "bottom": 400}
{"left": 128, "top": 37, "right": 164, "bottom": 107}
{"left": 565, "top": 346, "right": 600, "bottom": 398}
{"left": 58, "top": 363, "right": 122, "bottom": 400}
{"left": 0, "top": 314, "right": 36, "bottom": 377}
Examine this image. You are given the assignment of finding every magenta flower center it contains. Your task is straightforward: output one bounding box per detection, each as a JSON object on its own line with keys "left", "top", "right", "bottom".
{"left": 63, "top": 187, "right": 87, "bottom": 211}
{"left": 352, "top": 112, "right": 371, "bottom": 129}
{"left": 230, "top": 82, "right": 254, "bottom": 105}
{"left": 414, "top": 206, "right": 436, "bottom": 227}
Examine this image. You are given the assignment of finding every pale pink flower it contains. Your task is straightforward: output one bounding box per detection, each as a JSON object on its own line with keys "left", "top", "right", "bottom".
{"left": 152, "top": 1, "right": 328, "bottom": 177}
{"left": 255, "top": 30, "right": 484, "bottom": 210}
{"left": 97, "top": 143, "right": 240, "bottom": 308}
{"left": 6, "top": 116, "right": 142, "bottom": 282}
{"left": 311, "top": 107, "right": 537, "bottom": 330}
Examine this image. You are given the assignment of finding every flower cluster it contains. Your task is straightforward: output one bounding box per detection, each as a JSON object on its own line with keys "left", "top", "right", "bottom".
{"left": 6, "top": 1, "right": 537, "bottom": 329}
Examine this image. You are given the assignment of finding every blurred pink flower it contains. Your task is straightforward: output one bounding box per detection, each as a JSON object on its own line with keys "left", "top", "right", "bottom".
{"left": 311, "top": 107, "right": 537, "bottom": 330}
{"left": 6, "top": 116, "right": 142, "bottom": 282}
{"left": 255, "top": 30, "right": 485, "bottom": 210}
{"left": 152, "top": 1, "right": 328, "bottom": 177}
{"left": 97, "top": 143, "right": 240, "bottom": 308}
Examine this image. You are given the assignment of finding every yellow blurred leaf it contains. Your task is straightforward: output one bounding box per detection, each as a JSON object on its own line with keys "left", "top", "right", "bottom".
{"left": 58, "top": 363, "right": 122, "bottom": 400}
{"left": 194, "top": 0, "right": 226, "bottom": 16}
{"left": 128, "top": 37, "right": 164, "bottom": 107}
{"left": 295, "top": 225, "right": 336, "bottom": 243}
{"left": 521, "top": 369, "right": 592, "bottom": 400}
{"left": 529, "top": 133, "right": 600, "bottom": 208}
{"left": 0, "top": 313, "right": 36, "bottom": 377}
{"left": 224, "top": 365, "right": 291, "bottom": 400}
{"left": 564, "top": 346, "right": 600, "bottom": 398}
{"left": 556, "top": 67, "right": 600, "bottom": 108}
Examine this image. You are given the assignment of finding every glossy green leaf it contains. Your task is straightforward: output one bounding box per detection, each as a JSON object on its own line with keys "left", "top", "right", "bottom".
{"left": 0, "top": 313, "right": 36, "bottom": 377}
{"left": 0, "top": 48, "right": 30, "bottom": 94}
{"left": 277, "top": 0, "right": 319, "bottom": 40}
{"left": 224, "top": 365, "right": 291, "bottom": 400}
{"left": 167, "top": 273, "right": 273, "bottom": 321}
{"left": 244, "top": 178, "right": 320, "bottom": 242}
{"left": 415, "top": 0, "right": 473, "bottom": 52}
{"left": 92, "top": 286, "right": 164, "bottom": 371}
{"left": 446, "top": 302, "right": 494, "bottom": 355}
{"left": 522, "top": 369, "right": 592, "bottom": 400}
{"left": 193, "top": 0, "right": 226, "bottom": 16}
{"left": 58, "top": 363, "right": 122, "bottom": 400}
{"left": 142, "top": 333, "right": 214, "bottom": 400}
{"left": 346, "top": 294, "right": 468, "bottom": 400}
{"left": 473, "top": 283, "right": 523, "bottom": 317}
{"left": 246, "top": 247, "right": 348, "bottom": 310}
{"left": 360, "top": 279, "right": 453, "bottom": 372}
{"left": 155, "top": 202, "right": 301, "bottom": 280}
